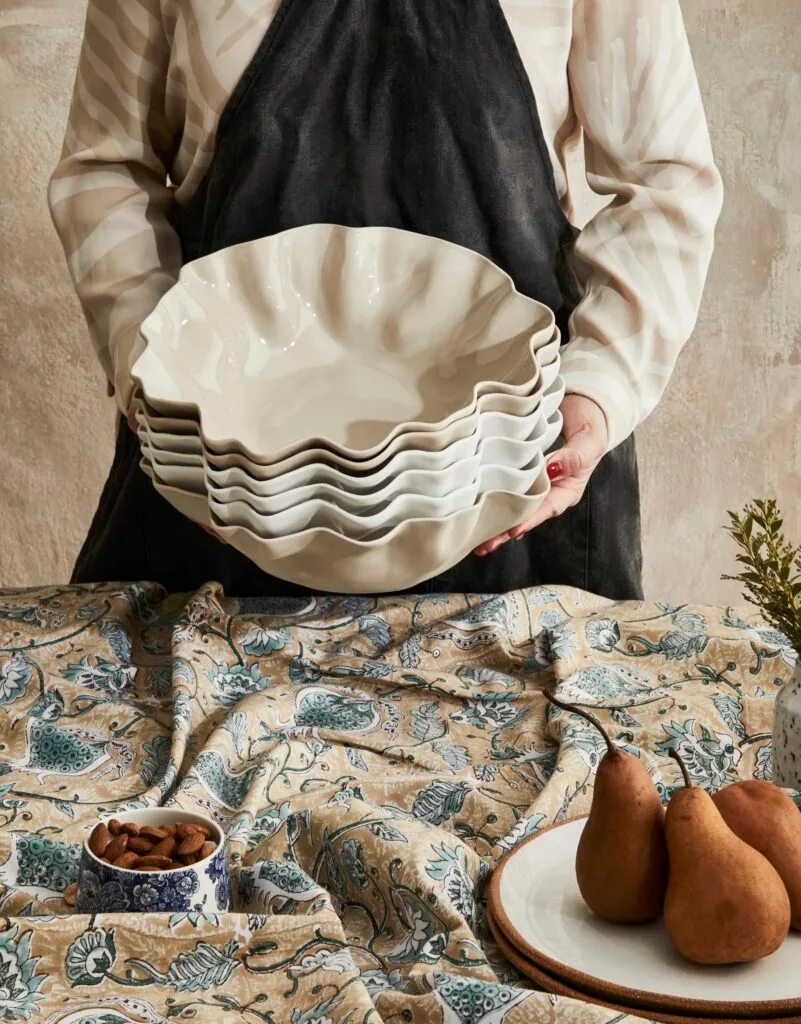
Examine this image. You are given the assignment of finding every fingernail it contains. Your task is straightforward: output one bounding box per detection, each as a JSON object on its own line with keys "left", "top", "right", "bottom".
{"left": 547, "top": 461, "right": 563, "bottom": 480}
{"left": 510, "top": 527, "right": 525, "bottom": 540}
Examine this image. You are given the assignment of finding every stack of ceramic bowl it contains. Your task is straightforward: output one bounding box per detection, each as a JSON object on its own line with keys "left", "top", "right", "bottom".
{"left": 130, "top": 224, "right": 565, "bottom": 593}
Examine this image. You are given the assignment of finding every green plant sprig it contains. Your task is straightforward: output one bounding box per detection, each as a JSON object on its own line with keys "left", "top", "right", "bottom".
{"left": 721, "top": 498, "right": 801, "bottom": 655}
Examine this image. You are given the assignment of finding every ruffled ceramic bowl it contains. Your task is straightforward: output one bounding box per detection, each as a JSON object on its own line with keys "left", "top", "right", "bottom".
{"left": 141, "top": 468, "right": 552, "bottom": 593}
{"left": 131, "top": 224, "right": 557, "bottom": 461}
{"left": 139, "top": 391, "right": 564, "bottom": 497}
{"left": 134, "top": 331, "right": 562, "bottom": 465}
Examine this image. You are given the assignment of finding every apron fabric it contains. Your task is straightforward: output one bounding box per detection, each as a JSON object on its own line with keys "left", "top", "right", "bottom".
{"left": 72, "top": 0, "right": 643, "bottom": 601}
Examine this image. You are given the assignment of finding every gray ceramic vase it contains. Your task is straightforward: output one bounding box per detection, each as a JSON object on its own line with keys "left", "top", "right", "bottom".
{"left": 773, "top": 660, "right": 801, "bottom": 789}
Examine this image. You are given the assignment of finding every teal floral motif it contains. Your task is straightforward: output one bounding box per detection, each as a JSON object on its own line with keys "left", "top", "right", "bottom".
{"left": 341, "top": 839, "right": 368, "bottom": 890}
{"left": 65, "top": 928, "right": 117, "bottom": 987}
{"left": 754, "top": 744, "right": 773, "bottom": 781}
{"left": 12, "top": 835, "right": 80, "bottom": 892}
{"left": 672, "top": 610, "right": 707, "bottom": 635}
{"left": 432, "top": 741, "right": 471, "bottom": 772}
{"left": 26, "top": 690, "right": 64, "bottom": 722}
{"left": 60, "top": 656, "right": 135, "bottom": 696}
{"left": 0, "top": 653, "right": 32, "bottom": 705}
{"left": 191, "top": 749, "right": 261, "bottom": 810}
{"left": 361, "top": 967, "right": 411, "bottom": 998}
{"left": 426, "top": 844, "right": 478, "bottom": 931}
{"left": 357, "top": 614, "right": 392, "bottom": 653}
{"left": 241, "top": 625, "right": 292, "bottom": 657}
{"left": 139, "top": 735, "right": 171, "bottom": 788}
{"left": 494, "top": 813, "right": 546, "bottom": 853}
{"left": 128, "top": 939, "right": 240, "bottom": 992}
{"left": 389, "top": 890, "right": 442, "bottom": 963}
{"left": 451, "top": 695, "right": 522, "bottom": 731}
{"left": 206, "top": 663, "right": 268, "bottom": 707}
{"left": 293, "top": 687, "right": 378, "bottom": 732}
{"left": 712, "top": 694, "right": 746, "bottom": 739}
{"left": 0, "top": 923, "right": 46, "bottom": 1020}
{"left": 412, "top": 780, "right": 470, "bottom": 826}
{"left": 524, "top": 586, "right": 561, "bottom": 606}
{"left": 656, "top": 719, "right": 742, "bottom": 789}
{"left": 243, "top": 801, "right": 292, "bottom": 850}
{"left": 288, "top": 656, "right": 322, "bottom": 684}
{"left": 429, "top": 970, "right": 529, "bottom": 1024}
{"left": 560, "top": 664, "right": 661, "bottom": 704}
{"left": 585, "top": 618, "right": 620, "bottom": 653}
{"left": 457, "top": 667, "right": 516, "bottom": 689}
{"left": 169, "top": 911, "right": 220, "bottom": 929}
{"left": 7, "top": 719, "right": 127, "bottom": 780}
{"left": 528, "top": 615, "right": 575, "bottom": 665}
{"left": 220, "top": 711, "right": 248, "bottom": 758}
{"left": 98, "top": 619, "right": 133, "bottom": 665}
{"left": 410, "top": 702, "right": 444, "bottom": 742}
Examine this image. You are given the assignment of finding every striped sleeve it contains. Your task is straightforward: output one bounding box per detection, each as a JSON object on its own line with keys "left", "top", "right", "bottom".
{"left": 560, "top": 0, "right": 724, "bottom": 451}
{"left": 48, "top": 0, "right": 181, "bottom": 413}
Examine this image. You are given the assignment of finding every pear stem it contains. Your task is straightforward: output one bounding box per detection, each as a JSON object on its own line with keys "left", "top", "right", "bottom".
{"left": 543, "top": 691, "right": 617, "bottom": 757}
{"left": 668, "top": 748, "right": 693, "bottom": 788}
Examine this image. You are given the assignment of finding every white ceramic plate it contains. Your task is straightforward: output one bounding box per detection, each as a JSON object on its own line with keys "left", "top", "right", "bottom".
{"left": 139, "top": 464, "right": 551, "bottom": 593}
{"left": 131, "top": 224, "right": 557, "bottom": 459}
{"left": 490, "top": 818, "right": 801, "bottom": 1016}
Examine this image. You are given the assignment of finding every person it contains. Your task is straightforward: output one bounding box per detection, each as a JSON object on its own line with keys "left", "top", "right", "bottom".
{"left": 49, "top": 0, "right": 722, "bottom": 601}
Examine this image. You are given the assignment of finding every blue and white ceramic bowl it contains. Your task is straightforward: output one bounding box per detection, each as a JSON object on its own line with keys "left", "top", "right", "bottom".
{"left": 75, "top": 808, "right": 230, "bottom": 914}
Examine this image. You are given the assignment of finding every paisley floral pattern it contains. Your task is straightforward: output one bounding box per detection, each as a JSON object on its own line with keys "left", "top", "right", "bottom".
{"left": 0, "top": 581, "right": 795, "bottom": 1023}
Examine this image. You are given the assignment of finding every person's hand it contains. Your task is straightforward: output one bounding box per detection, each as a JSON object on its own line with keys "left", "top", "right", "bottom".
{"left": 473, "top": 393, "right": 608, "bottom": 557}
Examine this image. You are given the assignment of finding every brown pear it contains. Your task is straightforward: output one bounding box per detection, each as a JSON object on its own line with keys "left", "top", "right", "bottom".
{"left": 664, "top": 750, "right": 790, "bottom": 964}
{"left": 713, "top": 779, "right": 801, "bottom": 930}
{"left": 545, "top": 693, "right": 668, "bottom": 923}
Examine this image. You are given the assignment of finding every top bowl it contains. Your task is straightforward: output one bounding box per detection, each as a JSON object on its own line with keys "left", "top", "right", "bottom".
{"left": 131, "top": 224, "right": 556, "bottom": 461}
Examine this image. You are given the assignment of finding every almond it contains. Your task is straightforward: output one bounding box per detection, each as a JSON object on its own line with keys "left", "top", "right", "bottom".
{"left": 139, "top": 826, "right": 170, "bottom": 842}
{"left": 175, "top": 823, "right": 203, "bottom": 840}
{"left": 120, "top": 823, "right": 140, "bottom": 837}
{"left": 127, "top": 837, "right": 155, "bottom": 855}
{"left": 105, "top": 833, "right": 129, "bottom": 861}
{"left": 88, "top": 823, "right": 111, "bottom": 857}
{"left": 199, "top": 841, "right": 216, "bottom": 860}
{"left": 133, "top": 855, "right": 173, "bottom": 869}
{"left": 107, "top": 819, "right": 123, "bottom": 836}
{"left": 162, "top": 824, "right": 177, "bottom": 836}
{"left": 177, "top": 832, "right": 205, "bottom": 856}
{"left": 152, "top": 836, "right": 177, "bottom": 858}
{"left": 63, "top": 882, "right": 77, "bottom": 906}
{"left": 113, "top": 851, "right": 138, "bottom": 869}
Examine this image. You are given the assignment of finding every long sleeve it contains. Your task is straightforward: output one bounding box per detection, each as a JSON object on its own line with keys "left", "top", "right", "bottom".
{"left": 560, "top": 0, "right": 723, "bottom": 451}
{"left": 48, "top": 0, "right": 181, "bottom": 414}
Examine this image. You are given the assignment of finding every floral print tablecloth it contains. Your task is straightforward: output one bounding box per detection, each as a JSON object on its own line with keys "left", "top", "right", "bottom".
{"left": 0, "top": 581, "right": 795, "bottom": 1024}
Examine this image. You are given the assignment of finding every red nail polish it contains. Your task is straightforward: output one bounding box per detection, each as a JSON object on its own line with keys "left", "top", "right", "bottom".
{"left": 547, "top": 461, "right": 563, "bottom": 480}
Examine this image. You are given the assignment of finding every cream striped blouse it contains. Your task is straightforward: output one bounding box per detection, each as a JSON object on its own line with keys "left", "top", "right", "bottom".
{"left": 49, "top": 0, "right": 723, "bottom": 451}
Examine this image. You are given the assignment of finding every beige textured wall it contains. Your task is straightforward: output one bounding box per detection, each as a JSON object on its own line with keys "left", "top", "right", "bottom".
{"left": 0, "top": 0, "right": 798, "bottom": 601}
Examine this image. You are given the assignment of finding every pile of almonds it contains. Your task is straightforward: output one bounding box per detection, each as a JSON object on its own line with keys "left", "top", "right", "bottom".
{"left": 89, "top": 819, "right": 217, "bottom": 872}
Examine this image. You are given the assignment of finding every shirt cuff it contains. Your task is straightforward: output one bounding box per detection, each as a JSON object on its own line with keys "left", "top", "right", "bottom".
{"left": 558, "top": 342, "right": 642, "bottom": 453}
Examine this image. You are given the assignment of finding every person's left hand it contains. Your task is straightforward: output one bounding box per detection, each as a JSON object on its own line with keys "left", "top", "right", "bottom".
{"left": 473, "top": 393, "right": 608, "bottom": 557}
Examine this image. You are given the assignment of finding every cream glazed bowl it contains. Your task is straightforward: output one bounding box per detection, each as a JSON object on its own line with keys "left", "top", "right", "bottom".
{"left": 141, "top": 467, "right": 552, "bottom": 594}
{"left": 134, "top": 330, "right": 562, "bottom": 466}
{"left": 136, "top": 371, "right": 565, "bottom": 488}
{"left": 131, "top": 224, "right": 557, "bottom": 460}
{"left": 139, "top": 398, "right": 564, "bottom": 497}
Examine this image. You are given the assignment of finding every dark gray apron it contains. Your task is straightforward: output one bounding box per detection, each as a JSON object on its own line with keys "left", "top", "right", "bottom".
{"left": 72, "top": 0, "right": 643, "bottom": 600}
